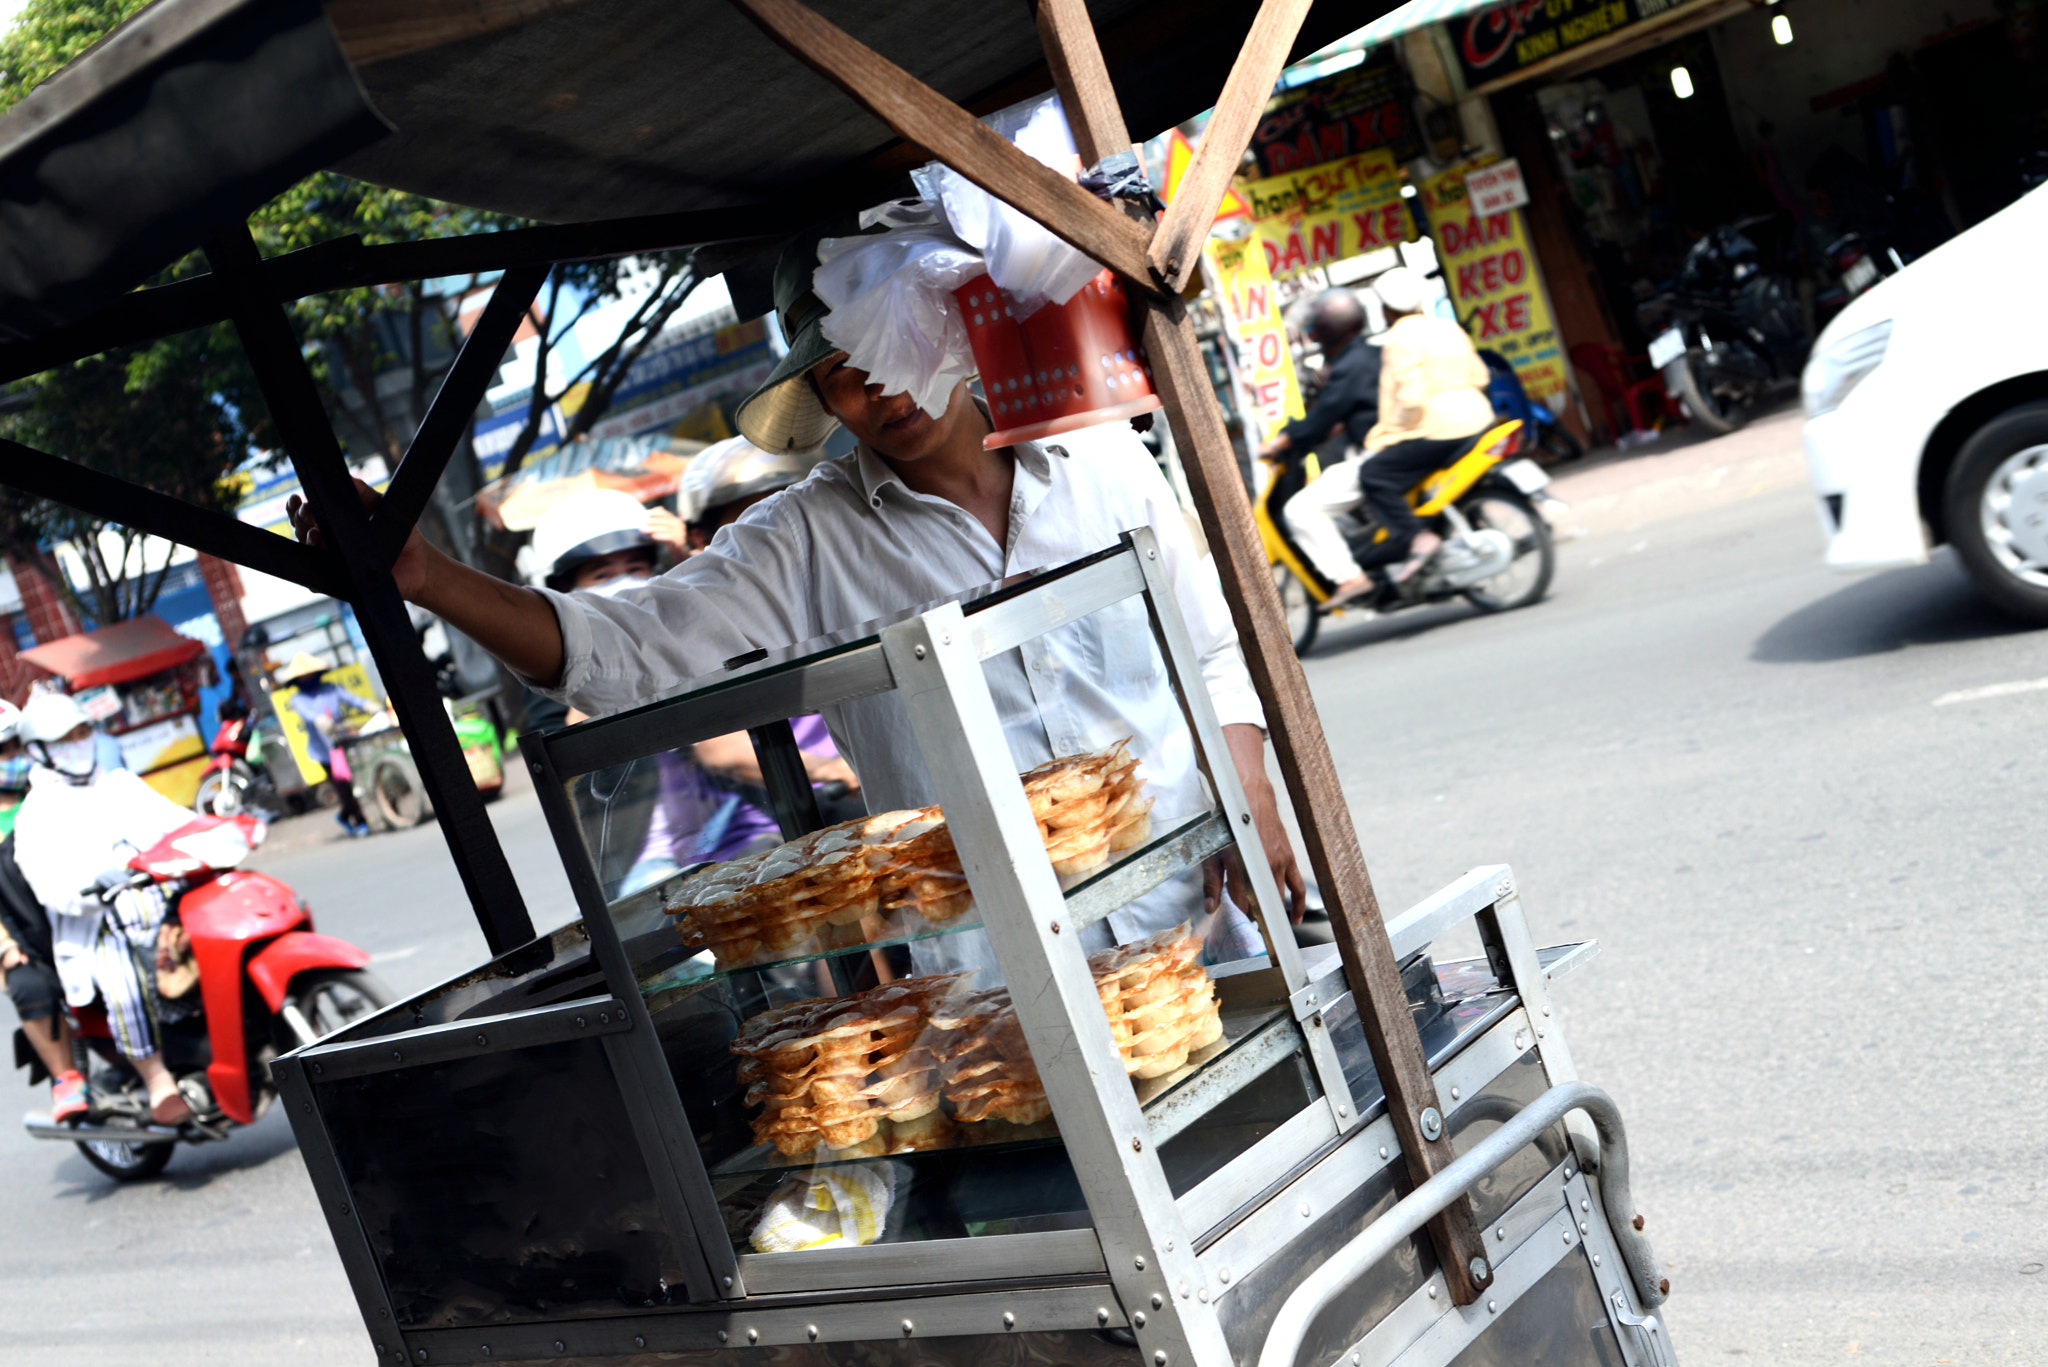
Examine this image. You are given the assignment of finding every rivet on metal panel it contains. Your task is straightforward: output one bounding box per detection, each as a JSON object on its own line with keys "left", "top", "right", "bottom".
{"left": 1300, "top": 1203, "right": 1311, "bottom": 1218}
{"left": 1420, "top": 1108, "right": 1443, "bottom": 1141}
{"left": 1563, "top": 1230, "right": 1572, "bottom": 1244}
{"left": 553, "top": 1341, "right": 565, "bottom": 1353}
{"left": 1469, "top": 1256, "right": 1490, "bottom": 1284}
{"left": 1136, "top": 1256, "right": 1147, "bottom": 1271}
{"left": 900, "top": 1320, "right": 914, "bottom": 1337}
{"left": 416, "top": 1351, "right": 427, "bottom": 1362}
{"left": 1153, "top": 1352, "right": 1168, "bottom": 1367}
{"left": 475, "top": 1034, "right": 487, "bottom": 1047}
{"left": 379, "top": 1309, "right": 388, "bottom": 1318}
{"left": 748, "top": 1328, "right": 760, "bottom": 1344}
{"left": 313, "top": 1063, "right": 323, "bottom": 1074}
{"left": 1338, "top": 1105, "right": 1349, "bottom": 1118}
{"left": 1131, "top": 1135, "right": 1142, "bottom": 1153}
{"left": 1487, "top": 1300, "right": 1498, "bottom": 1314}
{"left": 575, "top": 1016, "right": 587, "bottom": 1029}
{"left": 1592, "top": 1255, "right": 1602, "bottom": 1267}
{"left": 1542, "top": 1005, "right": 1551, "bottom": 1016}
{"left": 914, "top": 645, "right": 927, "bottom": 660}
{"left": 1582, "top": 1199, "right": 1591, "bottom": 1212}
{"left": 1219, "top": 1267, "right": 1231, "bottom": 1284}
{"left": 807, "top": 1325, "right": 819, "bottom": 1341}
{"left": 339, "top": 1204, "right": 350, "bottom": 1216}
{"left": 1496, "top": 1227, "right": 1506, "bottom": 1239}
{"left": 1097, "top": 1308, "right": 1111, "bottom": 1325}
{"left": 1536, "top": 1026, "right": 1545, "bottom": 1038}
{"left": 717, "top": 1331, "right": 728, "bottom": 1343}
{"left": 1580, "top": 1222, "right": 1589, "bottom": 1235}
{"left": 1003, "top": 1313, "right": 1016, "bottom": 1330}
{"left": 1051, "top": 921, "right": 1061, "bottom": 934}
{"left": 374, "top": 1346, "right": 384, "bottom": 1355}
{"left": 1449, "top": 1087, "right": 1460, "bottom": 1101}
{"left": 723, "top": 1275, "right": 733, "bottom": 1287}
{"left": 1151, "top": 1294, "right": 1164, "bottom": 1310}
{"left": 1306, "top": 993, "right": 1317, "bottom": 1006}
{"left": 480, "top": 1347, "right": 489, "bottom": 1358}
{"left": 1147, "top": 548, "right": 1157, "bottom": 559}
{"left": 1378, "top": 1146, "right": 1388, "bottom": 1160}
{"left": 1633, "top": 1213, "right": 1645, "bottom": 1231}
{"left": 1564, "top": 1166, "right": 1575, "bottom": 1179}
{"left": 303, "top": 1102, "right": 312, "bottom": 1113}
{"left": 635, "top": 1338, "right": 646, "bottom": 1349}
{"left": 1659, "top": 1278, "right": 1671, "bottom": 1295}
{"left": 1514, "top": 1030, "right": 1528, "bottom": 1050}
{"left": 940, "top": 631, "right": 952, "bottom": 646}
{"left": 1177, "top": 1280, "right": 1189, "bottom": 1298}
{"left": 1240, "top": 812, "right": 1251, "bottom": 824}
{"left": 1133, "top": 1313, "right": 1146, "bottom": 1328}
{"left": 1198, "top": 1289, "right": 1209, "bottom": 1304}
{"left": 1427, "top": 1286, "right": 1438, "bottom": 1300}
{"left": 393, "top": 1050, "right": 403, "bottom": 1062}
{"left": 1164, "top": 1240, "right": 1174, "bottom": 1251}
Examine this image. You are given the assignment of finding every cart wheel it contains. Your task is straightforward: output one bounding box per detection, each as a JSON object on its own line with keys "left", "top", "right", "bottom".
{"left": 76, "top": 1115, "right": 173, "bottom": 1182}
{"left": 372, "top": 757, "right": 430, "bottom": 828}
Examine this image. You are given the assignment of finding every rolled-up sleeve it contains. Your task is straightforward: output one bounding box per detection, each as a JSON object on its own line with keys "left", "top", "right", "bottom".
{"left": 526, "top": 499, "right": 815, "bottom": 719}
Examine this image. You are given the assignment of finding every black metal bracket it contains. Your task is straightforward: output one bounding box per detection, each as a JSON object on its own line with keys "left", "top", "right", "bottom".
{"left": 203, "top": 221, "right": 536, "bottom": 956}
{"left": 0, "top": 436, "right": 349, "bottom": 598}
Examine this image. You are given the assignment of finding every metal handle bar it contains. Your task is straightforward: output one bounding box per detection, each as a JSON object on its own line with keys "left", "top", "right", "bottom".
{"left": 1256, "top": 1081, "right": 1663, "bottom": 1367}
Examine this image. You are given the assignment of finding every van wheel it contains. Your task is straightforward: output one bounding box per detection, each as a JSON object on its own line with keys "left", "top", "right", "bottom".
{"left": 1945, "top": 402, "right": 2048, "bottom": 624}
{"left": 1273, "top": 562, "right": 1320, "bottom": 654}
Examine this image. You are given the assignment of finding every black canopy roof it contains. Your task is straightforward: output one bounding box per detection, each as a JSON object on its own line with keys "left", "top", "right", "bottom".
{"left": 0, "top": 0, "right": 1377, "bottom": 342}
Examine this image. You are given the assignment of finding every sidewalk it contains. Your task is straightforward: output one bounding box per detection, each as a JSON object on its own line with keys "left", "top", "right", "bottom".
{"left": 1543, "top": 400, "right": 1810, "bottom": 540}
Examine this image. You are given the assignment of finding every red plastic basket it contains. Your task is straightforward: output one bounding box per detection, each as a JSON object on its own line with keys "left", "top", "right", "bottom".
{"left": 955, "top": 269, "right": 1162, "bottom": 449}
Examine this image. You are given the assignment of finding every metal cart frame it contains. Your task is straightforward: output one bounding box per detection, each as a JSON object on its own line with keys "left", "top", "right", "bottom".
{"left": 0, "top": 1, "right": 1676, "bottom": 1362}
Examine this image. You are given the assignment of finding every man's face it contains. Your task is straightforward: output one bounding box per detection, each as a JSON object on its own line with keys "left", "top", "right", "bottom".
{"left": 569, "top": 549, "right": 657, "bottom": 590}
{"left": 810, "top": 353, "right": 976, "bottom": 462}
{"left": 686, "top": 490, "right": 776, "bottom": 553}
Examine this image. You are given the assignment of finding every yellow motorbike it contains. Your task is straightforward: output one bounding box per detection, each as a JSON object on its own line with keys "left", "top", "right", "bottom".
{"left": 1257, "top": 420, "right": 1556, "bottom": 654}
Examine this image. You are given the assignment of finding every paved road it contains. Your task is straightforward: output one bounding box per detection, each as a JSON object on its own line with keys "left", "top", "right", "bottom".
{"left": 5, "top": 413, "right": 2044, "bottom": 1363}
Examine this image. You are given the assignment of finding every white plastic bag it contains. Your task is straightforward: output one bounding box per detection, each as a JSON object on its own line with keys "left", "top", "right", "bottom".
{"left": 813, "top": 200, "right": 983, "bottom": 420}
{"left": 913, "top": 93, "right": 1101, "bottom": 320}
{"left": 749, "top": 1161, "right": 900, "bottom": 1253}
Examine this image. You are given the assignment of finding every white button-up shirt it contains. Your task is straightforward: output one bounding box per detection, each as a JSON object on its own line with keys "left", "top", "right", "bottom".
{"left": 537, "top": 418, "right": 1264, "bottom": 949}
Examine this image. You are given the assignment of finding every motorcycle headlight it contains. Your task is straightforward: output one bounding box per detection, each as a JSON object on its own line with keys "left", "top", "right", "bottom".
{"left": 1801, "top": 319, "right": 1892, "bottom": 419}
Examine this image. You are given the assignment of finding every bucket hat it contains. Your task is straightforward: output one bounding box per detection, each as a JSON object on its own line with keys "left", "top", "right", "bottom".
{"left": 735, "top": 216, "right": 869, "bottom": 455}
{"left": 278, "top": 651, "right": 331, "bottom": 685}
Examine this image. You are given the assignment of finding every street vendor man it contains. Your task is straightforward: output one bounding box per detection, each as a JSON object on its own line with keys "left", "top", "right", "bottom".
{"left": 291, "top": 224, "right": 1304, "bottom": 961}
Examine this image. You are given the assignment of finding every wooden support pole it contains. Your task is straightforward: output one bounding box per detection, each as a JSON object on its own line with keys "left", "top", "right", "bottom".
{"left": 726, "top": 0, "right": 1158, "bottom": 290}
{"left": 1143, "top": 0, "right": 1314, "bottom": 292}
{"left": 1030, "top": 0, "right": 1496, "bottom": 1307}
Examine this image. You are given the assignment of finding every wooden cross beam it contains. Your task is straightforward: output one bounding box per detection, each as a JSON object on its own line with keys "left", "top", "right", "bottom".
{"left": 725, "top": 0, "right": 1497, "bottom": 1311}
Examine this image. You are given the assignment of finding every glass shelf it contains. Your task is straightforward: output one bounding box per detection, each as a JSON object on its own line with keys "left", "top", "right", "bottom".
{"left": 706, "top": 997, "right": 1293, "bottom": 1183}
{"left": 626, "top": 809, "right": 1234, "bottom": 1004}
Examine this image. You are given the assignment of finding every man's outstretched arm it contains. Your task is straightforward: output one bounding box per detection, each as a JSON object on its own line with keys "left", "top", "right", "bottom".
{"left": 289, "top": 480, "right": 567, "bottom": 687}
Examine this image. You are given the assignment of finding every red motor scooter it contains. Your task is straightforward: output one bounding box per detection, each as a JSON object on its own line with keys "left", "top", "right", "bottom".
{"left": 18, "top": 814, "right": 392, "bottom": 1180}
{"left": 194, "top": 696, "right": 275, "bottom": 817}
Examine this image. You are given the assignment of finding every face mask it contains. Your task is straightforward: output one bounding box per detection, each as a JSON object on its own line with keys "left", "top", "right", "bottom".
{"left": 584, "top": 571, "right": 654, "bottom": 600}
{"left": 42, "top": 738, "right": 97, "bottom": 779}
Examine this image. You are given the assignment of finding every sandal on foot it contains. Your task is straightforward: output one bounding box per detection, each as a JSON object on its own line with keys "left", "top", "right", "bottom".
{"left": 150, "top": 1090, "right": 192, "bottom": 1126}
{"left": 51, "top": 1071, "right": 87, "bottom": 1124}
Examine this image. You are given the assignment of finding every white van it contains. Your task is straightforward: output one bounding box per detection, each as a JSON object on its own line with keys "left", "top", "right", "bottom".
{"left": 1801, "top": 184, "right": 2048, "bottom": 621}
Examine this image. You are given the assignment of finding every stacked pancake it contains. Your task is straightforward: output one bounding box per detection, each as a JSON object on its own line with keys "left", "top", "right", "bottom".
{"left": 666, "top": 741, "right": 1153, "bottom": 968}
{"left": 730, "top": 972, "right": 973, "bottom": 1159}
{"left": 926, "top": 923, "right": 1224, "bottom": 1136}
{"left": 667, "top": 809, "right": 943, "bottom": 967}
{"left": 1019, "top": 740, "right": 1154, "bottom": 876}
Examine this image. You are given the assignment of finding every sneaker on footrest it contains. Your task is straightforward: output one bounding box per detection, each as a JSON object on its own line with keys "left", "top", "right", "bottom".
{"left": 51, "top": 1070, "right": 87, "bottom": 1123}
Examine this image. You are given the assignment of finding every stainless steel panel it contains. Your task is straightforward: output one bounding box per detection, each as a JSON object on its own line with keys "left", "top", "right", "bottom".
{"left": 965, "top": 546, "right": 1147, "bottom": 661}
{"left": 1385, "top": 866, "right": 1515, "bottom": 962}
{"left": 1067, "top": 811, "right": 1234, "bottom": 931}
{"left": 737, "top": 1228, "right": 1107, "bottom": 1294}
{"left": 297, "top": 994, "right": 630, "bottom": 1080}
{"left": 402, "top": 1284, "right": 1141, "bottom": 1363}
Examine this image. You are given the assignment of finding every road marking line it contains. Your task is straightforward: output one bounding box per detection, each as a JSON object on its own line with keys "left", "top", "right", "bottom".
{"left": 1932, "top": 678, "right": 2048, "bottom": 706}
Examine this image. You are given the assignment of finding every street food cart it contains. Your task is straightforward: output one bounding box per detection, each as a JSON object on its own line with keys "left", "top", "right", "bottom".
{"left": 0, "top": 2, "right": 1679, "bottom": 1364}
{"left": 19, "top": 616, "right": 216, "bottom": 804}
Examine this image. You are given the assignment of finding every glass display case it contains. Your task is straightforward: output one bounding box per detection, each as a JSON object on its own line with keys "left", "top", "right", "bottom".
{"left": 274, "top": 533, "right": 1671, "bottom": 1367}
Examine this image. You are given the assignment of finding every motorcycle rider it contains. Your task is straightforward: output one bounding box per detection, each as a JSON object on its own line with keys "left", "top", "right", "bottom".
{"left": 0, "top": 700, "right": 88, "bottom": 1123}
{"left": 1258, "top": 289, "right": 1383, "bottom": 602}
{"left": 11, "top": 691, "right": 197, "bottom": 1123}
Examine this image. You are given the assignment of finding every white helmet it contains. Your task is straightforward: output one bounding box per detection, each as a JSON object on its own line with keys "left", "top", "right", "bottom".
{"left": 1372, "top": 266, "right": 1429, "bottom": 316}
{"left": 679, "top": 437, "right": 809, "bottom": 526}
{"left": 19, "top": 690, "right": 88, "bottom": 744}
{"left": 529, "top": 488, "right": 658, "bottom": 590}
{"left": 0, "top": 700, "right": 19, "bottom": 745}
